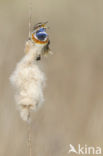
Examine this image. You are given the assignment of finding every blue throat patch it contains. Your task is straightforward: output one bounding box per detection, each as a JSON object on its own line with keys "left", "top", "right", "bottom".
{"left": 36, "top": 28, "right": 48, "bottom": 41}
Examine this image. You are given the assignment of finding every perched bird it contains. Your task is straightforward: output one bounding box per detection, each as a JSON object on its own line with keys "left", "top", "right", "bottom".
{"left": 10, "top": 22, "right": 51, "bottom": 121}
{"left": 25, "top": 22, "right": 51, "bottom": 59}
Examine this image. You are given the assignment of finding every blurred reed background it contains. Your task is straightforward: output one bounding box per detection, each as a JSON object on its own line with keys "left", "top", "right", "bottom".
{"left": 0, "top": 0, "right": 103, "bottom": 155}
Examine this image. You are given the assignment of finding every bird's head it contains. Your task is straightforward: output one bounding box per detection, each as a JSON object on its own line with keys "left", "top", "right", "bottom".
{"left": 32, "top": 22, "right": 49, "bottom": 44}
{"left": 31, "top": 22, "right": 51, "bottom": 60}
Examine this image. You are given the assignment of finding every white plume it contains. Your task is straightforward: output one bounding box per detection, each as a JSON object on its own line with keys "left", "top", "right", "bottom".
{"left": 10, "top": 40, "right": 46, "bottom": 121}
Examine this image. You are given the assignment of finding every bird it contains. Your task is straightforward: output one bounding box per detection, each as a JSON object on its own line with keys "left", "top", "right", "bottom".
{"left": 10, "top": 22, "right": 51, "bottom": 121}
{"left": 25, "top": 22, "right": 51, "bottom": 59}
